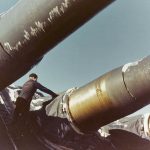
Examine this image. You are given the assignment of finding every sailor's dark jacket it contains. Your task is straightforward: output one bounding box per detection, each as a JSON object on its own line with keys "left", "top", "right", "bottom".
{"left": 19, "top": 79, "right": 57, "bottom": 102}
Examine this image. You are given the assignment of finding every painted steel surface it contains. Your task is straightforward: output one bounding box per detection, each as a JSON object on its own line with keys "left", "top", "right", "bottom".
{"left": 68, "top": 56, "right": 150, "bottom": 132}
{"left": 0, "top": 0, "right": 114, "bottom": 90}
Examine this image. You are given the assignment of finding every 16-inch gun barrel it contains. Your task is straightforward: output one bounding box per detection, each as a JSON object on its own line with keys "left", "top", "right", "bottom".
{"left": 67, "top": 56, "right": 150, "bottom": 133}
{"left": 0, "top": 0, "right": 114, "bottom": 90}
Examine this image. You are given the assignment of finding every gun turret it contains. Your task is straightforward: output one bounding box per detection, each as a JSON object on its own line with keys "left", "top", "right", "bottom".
{"left": 0, "top": 1, "right": 150, "bottom": 149}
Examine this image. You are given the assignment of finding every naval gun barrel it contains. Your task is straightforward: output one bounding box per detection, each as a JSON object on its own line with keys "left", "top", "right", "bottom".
{"left": 67, "top": 56, "right": 150, "bottom": 133}
{"left": 0, "top": 0, "right": 114, "bottom": 90}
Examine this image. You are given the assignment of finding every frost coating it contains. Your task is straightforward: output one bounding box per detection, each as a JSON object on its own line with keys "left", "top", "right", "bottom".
{"left": 122, "top": 58, "right": 144, "bottom": 73}
{"left": 30, "top": 21, "right": 46, "bottom": 36}
{"left": 4, "top": 42, "right": 13, "bottom": 51}
{"left": 24, "top": 30, "right": 30, "bottom": 40}
{"left": 35, "top": 21, "right": 46, "bottom": 32}
{"left": 122, "top": 61, "right": 139, "bottom": 73}
{"left": 3, "top": 0, "right": 76, "bottom": 52}
{"left": 48, "top": 6, "right": 61, "bottom": 22}
{"left": 60, "top": 0, "right": 70, "bottom": 13}
{"left": 4, "top": 21, "right": 47, "bottom": 51}
{"left": 48, "top": 0, "right": 72, "bottom": 22}
{"left": 14, "top": 41, "right": 22, "bottom": 50}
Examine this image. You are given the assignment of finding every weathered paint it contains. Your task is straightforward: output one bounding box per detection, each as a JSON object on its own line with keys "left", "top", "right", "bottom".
{"left": 0, "top": 0, "right": 114, "bottom": 90}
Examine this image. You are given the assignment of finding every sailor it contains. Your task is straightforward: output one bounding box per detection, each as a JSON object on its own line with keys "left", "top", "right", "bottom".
{"left": 13, "top": 73, "right": 58, "bottom": 123}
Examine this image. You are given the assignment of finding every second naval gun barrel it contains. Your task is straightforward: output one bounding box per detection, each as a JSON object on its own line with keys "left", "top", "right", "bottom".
{"left": 66, "top": 55, "right": 150, "bottom": 133}
{"left": 0, "top": 0, "right": 114, "bottom": 90}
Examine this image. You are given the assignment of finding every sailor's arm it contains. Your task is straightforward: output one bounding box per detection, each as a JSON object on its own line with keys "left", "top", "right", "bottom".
{"left": 36, "top": 82, "right": 58, "bottom": 99}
